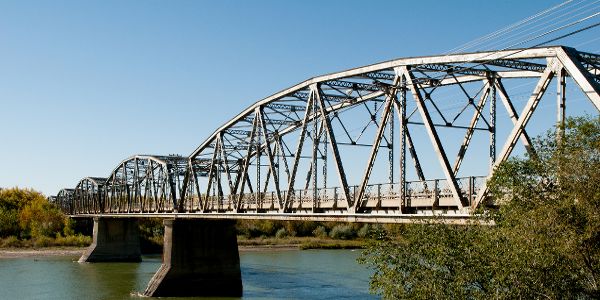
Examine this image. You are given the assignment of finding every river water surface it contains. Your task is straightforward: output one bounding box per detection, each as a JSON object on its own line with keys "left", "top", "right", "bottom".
{"left": 0, "top": 249, "right": 377, "bottom": 299}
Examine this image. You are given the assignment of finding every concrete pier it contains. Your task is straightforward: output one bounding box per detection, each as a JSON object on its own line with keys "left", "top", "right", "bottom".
{"left": 144, "top": 219, "right": 242, "bottom": 297}
{"left": 78, "top": 217, "right": 141, "bottom": 263}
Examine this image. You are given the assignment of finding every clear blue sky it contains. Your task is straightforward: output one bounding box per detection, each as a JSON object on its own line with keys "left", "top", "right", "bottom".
{"left": 1, "top": 0, "right": 598, "bottom": 196}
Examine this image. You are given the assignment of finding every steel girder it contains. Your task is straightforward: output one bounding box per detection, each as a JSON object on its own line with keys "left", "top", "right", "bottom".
{"left": 182, "top": 46, "right": 599, "bottom": 216}
{"left": 73, "top": 177, "right": 107, "bottom": 214}
{"left": 56, "top": 46, "right": 599, "bottom": 219}
{"left": 56, "top": 188, "right": 74, "bottom": 215}
{"left": 101, "top": 155, "right": 188, "bottom": 213}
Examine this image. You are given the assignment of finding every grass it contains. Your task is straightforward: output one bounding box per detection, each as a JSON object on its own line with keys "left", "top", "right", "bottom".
{"left": 237, "top": 236, "right": 366, "bottom": 250}
{"left": 1, "top": 234, "right": 367, "bottom": 250}
{"left": 0, "top": 234, "right": 92, "bottom": 248}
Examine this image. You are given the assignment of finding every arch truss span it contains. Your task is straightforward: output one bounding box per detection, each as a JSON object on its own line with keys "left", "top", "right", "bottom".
{"left": 56, "top": 188, "right": 75, "bottom": 215}
{"left": 73, "top": 177, "right": 107, "bottom": 214}
{"left": 182, "top": 46, "right": 600, "bottom": 216}
{"left": 104, "top": 155, "right": 188, "bottom": 213}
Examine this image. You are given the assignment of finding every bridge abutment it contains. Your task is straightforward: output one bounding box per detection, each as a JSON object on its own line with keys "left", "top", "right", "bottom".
{"left": 78, "top": 217, "right": 141, "bottom": 263}
{"left": 144, "top": 219, "right": 242, "bottom": 297}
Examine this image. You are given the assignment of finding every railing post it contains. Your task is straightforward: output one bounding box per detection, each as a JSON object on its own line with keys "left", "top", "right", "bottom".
{"left": 377, "top": 184, "right": 381, "bottom": 207}
{"left": 469, "top": 176, "right": 474, "bottom": 206}
{"left": 434, "top": 180, "right": 439, "bottom": 206}
{"left": 334, "top": 187, "right": 338, "bottom": 208}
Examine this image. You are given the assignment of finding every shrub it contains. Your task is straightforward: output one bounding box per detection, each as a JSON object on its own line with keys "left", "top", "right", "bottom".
{"left": 1, "top": 236, "right": 20, "bottom": 247}
{"left": 329, "top": 224, "right": 356, "bottom": 240}
{"left": 312, "top": 226, "right": 328, "bottom": 238}
{"left": 0, "top": 208, "right": 19, "bottom": 237}
{"left": 33, "top": 235, "right": 54, "bottom": 247}
{"left": 357, "top": 224, "right": 371, "bottom": 238}
{"left": 275, "top": 228, "right": 288, "bottom": 239}
{"left": 54, "top": 234, "right": 92, "bottom": 247}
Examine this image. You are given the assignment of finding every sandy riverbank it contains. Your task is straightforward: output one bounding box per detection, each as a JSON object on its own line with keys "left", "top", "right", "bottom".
{"left": 0, "top": 247, "right": 86, "bottom": 258}
{"left": 0, "top": 244, "right": 305, "bottom": 259}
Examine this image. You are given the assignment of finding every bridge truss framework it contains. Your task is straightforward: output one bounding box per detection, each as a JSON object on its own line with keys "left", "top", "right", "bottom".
{"left": 56, "top": 46, "right": 600, "bottom": 221}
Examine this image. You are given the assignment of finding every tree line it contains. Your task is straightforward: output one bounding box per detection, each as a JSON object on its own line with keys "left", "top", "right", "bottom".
{"left": 0, "top": 187, "right": 90, "bottom": 247}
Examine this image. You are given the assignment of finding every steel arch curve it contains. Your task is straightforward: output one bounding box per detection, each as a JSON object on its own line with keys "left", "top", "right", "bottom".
{"left": 104, "top": 155, "right": 187, "bottom": 213}
{"left": 183, "top": 46, "right": 600, "bottom": 215}
{"left": 73, "top": 177, "right": 107, "bottom": 214}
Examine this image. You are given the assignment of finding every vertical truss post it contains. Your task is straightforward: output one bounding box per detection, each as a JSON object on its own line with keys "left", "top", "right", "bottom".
{"left": 489, "top": 73, "right": 497, "bottom": 169}
{"left": 133, "top": 158, "right": 139, "bottom": 213}
{"left": 314, "top": 84, "right": 353, "bottom": 210}
{"left": 256, "top": 117, "right": 261, "bottom": 207}
{"left": 322, "top": 123, "right": 328, "bottom": 190}
{"left": 192, "top": 164, "right": 202, "bottom": 211}
{"left": 216, "top": 157, "right": 224, "bottom": 210}
{"left": 312, "top": 95, "right": 319, "bottom": 209}
{"left": 124, "top": 163, "right": 131, "bottom": 213}
{"left": 203, "top": 141, "right": 220, "bottom": 211}
{"left": 179, "top": 160, "right": 190, "bottom": 212}
{"left": 401, "top": 66, "right": 464, "bottom": 210}
{"left": 398, "top": 118, "right": 425, "bottom": 181}
{"left": 397, "top": 76, "right": 407, "bottom": 210}
{"left": 557, "top": 67, "right": 566, "bottom": 142}
{"left": 388, "top": 97, "right": 394, "bottom": 185}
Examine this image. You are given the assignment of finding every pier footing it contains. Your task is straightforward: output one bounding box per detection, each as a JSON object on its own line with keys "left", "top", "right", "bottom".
{"left": 78, "top": 217, "right": 141, "bottom": 263}
{"left": 143, "top": 219, "right": 242, "bottom": 297}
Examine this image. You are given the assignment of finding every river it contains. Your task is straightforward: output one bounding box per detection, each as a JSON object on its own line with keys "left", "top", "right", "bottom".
{"left": 0, "top": 249, "right": 377, "bottom": 299}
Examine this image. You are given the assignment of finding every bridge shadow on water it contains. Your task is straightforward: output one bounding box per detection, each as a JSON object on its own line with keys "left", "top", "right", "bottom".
{"left": 128, "top": 250, "right": 375, "bottom": 299}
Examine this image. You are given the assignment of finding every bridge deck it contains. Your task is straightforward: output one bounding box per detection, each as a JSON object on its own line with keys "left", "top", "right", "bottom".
{"left": 71, "top": 212, "right": 477, "bottom": 224}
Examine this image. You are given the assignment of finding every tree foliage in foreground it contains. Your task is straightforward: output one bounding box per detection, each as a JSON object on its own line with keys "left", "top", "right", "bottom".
{"left": 359, "top": 116, "right": 600, "bottom": 299}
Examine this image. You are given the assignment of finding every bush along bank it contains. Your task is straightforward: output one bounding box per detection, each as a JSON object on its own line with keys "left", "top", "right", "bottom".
{"left": 0, "top": 187, "right": 385, "bottom": 250}
{"left": 235, "top": 220, "right": 388, "bottom": 249}
{"left": 0, "top": 187, "right": 91, "bottom": 248}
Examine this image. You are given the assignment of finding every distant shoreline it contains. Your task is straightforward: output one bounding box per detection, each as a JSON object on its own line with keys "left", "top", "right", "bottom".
{"left": 0, "top": 236, "right": 366, "bottom": 258}
{"left": 0, "top": 247, "right": 86, "bottom": 258}
{"left": 0, "top": 243, "right": 353, "bottom": 259}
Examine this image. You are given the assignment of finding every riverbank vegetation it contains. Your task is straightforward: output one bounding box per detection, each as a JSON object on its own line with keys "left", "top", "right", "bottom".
{"left": 0, "top": 187, "right": 91, "bottom": 247}
{"left": 359, "top": 116, "right": 600, "bottom": 299}
{"left": 139, "top": 218, "right": 373, "bottom": 251}
{"left": 0, "top": 186, "right": 373, "bottom": 250}
{"left": 236, "top": 220, "right": 375, "bottom": 249}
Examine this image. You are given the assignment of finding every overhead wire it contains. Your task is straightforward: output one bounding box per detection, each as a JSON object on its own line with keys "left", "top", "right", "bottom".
{"left": 391, "top": 0, "right": 598, "bottom": 118}
{"left": 445, "top": 0, "right": 576, "bottom": 54}
{"left": 479, "top": 1, "right": 600, "bottom": 51}
{"left": 399, "top": 1, "right": 600, "bottom": 125}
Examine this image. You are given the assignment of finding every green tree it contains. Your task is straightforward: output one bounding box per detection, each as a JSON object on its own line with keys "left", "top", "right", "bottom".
{"left": 359, "top": 116, "right": 600, "bottom": 299}
{"left": 0, "top": 187, "right": 66, "bottom": 239}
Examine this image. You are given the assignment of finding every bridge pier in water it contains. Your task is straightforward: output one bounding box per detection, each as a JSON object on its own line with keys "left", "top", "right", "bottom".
{"left": 144, "top": 219, "right": 243, "bottom": 297}
{"left": 78, "top": 217, "right": 141, "bottom": 263}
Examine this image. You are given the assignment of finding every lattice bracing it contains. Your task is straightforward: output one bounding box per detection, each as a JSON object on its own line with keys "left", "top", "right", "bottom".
{"left": 102, "top": 155, "right": 188, "bottom": 214}
{"left": 182, "top": 46, "right": 600, "bottom": 216}
{"left": 60, "top": 46, "right": 599, "bottom": 221}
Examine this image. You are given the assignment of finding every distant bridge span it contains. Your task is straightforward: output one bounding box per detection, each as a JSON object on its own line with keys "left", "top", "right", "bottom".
{"left": 55, "top": 46, "right": 599, "bottom": 222}
{"left": 52, "top": 46, "right": 600, "bottom": 297}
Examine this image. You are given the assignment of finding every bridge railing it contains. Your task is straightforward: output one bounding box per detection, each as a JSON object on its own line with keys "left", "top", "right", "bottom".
{"left": 65, "top": 175, "right": 486, "bottom": 215}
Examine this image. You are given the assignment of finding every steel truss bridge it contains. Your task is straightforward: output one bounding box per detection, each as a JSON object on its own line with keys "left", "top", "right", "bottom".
{"left": 54, "top": 46, "right": 600, "bottom": 223}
